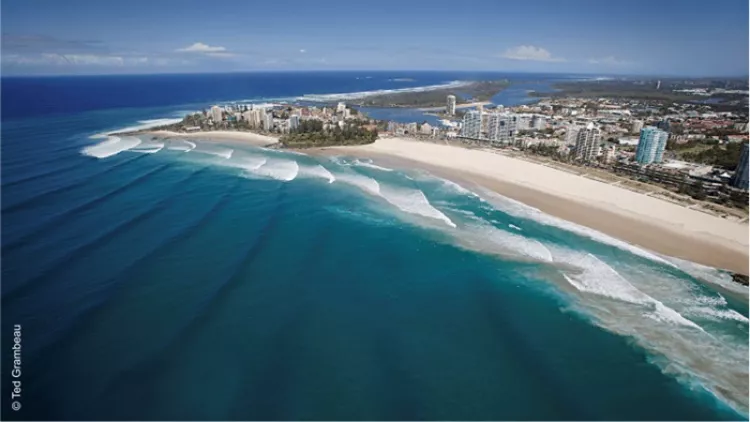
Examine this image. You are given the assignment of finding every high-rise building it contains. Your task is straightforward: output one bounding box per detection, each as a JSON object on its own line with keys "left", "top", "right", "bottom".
{"left": 486, "top": 112, "right": 518, "bottom": 144}
{"left": 656, "top": 80, "right": 661, "bottom": 90}
{"left": 531, "top": 115, "right": 546, "bottom": 131}
{"left": 336, "top": 102, "right": 346, "bottom": 114}
{"left": 446, "top": 95, "right": 456, "bottom": 116}
{"left": 574, "top": 123, "right": 600, "bottom": 162}
{"left": 460, "top": 110, "right": 482, "bottom": 139}
{"left": 566, "top": 124, "right": 582, "bottom": 145}
{"left": 210, "top": 105, "right": 223, "bottom": 123}
{"left": 289, "top": 115, "right": 300, "bottom": 131}
{"left": 732, "top": 143, "right": 749, "bottom": 190}
{"left": 635, "top": 126, "right": 669, "bottom": 165}
{"left": 631, "top": 120, "right": 644, "bottom": 134}
{"left": 262, "top": 112, "right": 274, "bottom": 131}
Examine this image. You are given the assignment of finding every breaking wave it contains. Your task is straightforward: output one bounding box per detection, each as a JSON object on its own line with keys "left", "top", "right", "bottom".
{"left": 167, "top": 140, "right": 197, "bottom": 152}
{"left": 299, "top": 164, "right": 336, "bottom": 183}
{"left": 335, "top": 172, "right": 381, "bottom": 196}
{"left": 89, "top": 118, "right": 183, "bottom": 139}
{"left": 379, "top": 185, "right": 456, "bottom": 228}
{"left": 191, "top": 146, "right": 234, "bottom": 159}
{"left": 478, "top": 188, "right": 675, "bottom": 267}
{"left": 558, "top": 251, "right": 702, "bottom": 330}
{"left": 245, "top": 159, "right": 299, "bottom": 181}
{"left": 81, "top": 136, "right": 142, "bottom": 158}
{"left": 354, "top": 159, "right": 393, "bottom": 172}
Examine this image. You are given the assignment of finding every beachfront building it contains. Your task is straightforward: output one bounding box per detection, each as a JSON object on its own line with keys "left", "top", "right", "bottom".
{"left": 262, "top": 112, "right": 274, "bottom": 131}
{"left": 420, "top": 122, "right": 433, "bottom": 136}
{"left": 635, "top": 126, "right": 668, "bottom": 165}
{"left": 446, "top": 95, "right": 457, "bottom": 116}
{"left": 460, "top": 110, "right": 482, "bottom": 139}
{"left": 289, "top": 115, "right": 300, "bottom": 131}
{"left": 565, "top": 124, "right": 582, "bottom": 145}
{"left": 486, "top": 112, "right": 518, "bottom": 144}
{"left": 732, "top": 143, "right": 749, "bottom": 190}
{"left": 631, "top": 120, "right": 644, "bottom": 134}
{"left": 574, "top": 123, "right": 601, "bottom": 162}
{"left": 210, "top": 106, "right": 223, "bottom": 123}
{"left": 336, "top": 102, "right": 346, "bottom": 114}
{"left": 531, "top": 115, "right": 546, "bottom": 131}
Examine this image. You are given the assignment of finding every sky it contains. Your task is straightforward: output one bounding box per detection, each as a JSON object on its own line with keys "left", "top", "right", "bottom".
{"left": 2, "top": 0, "right": 748, "bottom": 76}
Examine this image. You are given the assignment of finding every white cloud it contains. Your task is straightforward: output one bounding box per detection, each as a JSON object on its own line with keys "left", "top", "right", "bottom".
{"left": 588, "top": 56, "right": 634, "bottom": 66}
{"left": 299, "top": 49, "right": 306, "bottom": 53}
{"left": 501, "top": 45, "right": 565, "bottom": 62}
{"left": 176, "top": 42, "right": 227, "bottom": 53}
{"left": 205, "top": 52, "right": 236, "bottom": 58}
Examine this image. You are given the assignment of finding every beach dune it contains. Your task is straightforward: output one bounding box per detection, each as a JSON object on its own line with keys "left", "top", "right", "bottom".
{"left": 327, "top": 137, "right": 749, "bottom": 275}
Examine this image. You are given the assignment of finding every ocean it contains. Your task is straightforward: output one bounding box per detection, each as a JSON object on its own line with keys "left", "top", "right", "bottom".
{"left": 1, "top": 71, "right": 748, "bottom": 420}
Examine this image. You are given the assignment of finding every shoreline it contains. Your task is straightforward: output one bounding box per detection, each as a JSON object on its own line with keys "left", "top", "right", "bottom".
{"left": 314, "top": 138, "right": 749, "bottom": 276}
{"left": 143, "top": 130, "right": 279, "bottom": 146}
{"left": 131, "top": 131, "right": 748, "bottom": 275}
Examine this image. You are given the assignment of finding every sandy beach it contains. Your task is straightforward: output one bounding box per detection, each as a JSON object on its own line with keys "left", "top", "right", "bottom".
{"left": 147, "top": 130, "right": 278, "bottom": 146}
{"left": 325, "top": 137, "right": 749, "bottom": 275}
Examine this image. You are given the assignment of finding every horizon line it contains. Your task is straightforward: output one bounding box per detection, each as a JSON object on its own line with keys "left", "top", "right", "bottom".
{"left": 2, "top": 69, "right": 748, "bottom": 79}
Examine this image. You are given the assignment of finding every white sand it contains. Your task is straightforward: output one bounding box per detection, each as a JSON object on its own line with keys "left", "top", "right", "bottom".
{"left": 148, "top": 130, "right": 278, "bottom": 146}
{"left": 331, "top": 137, "right": 749, "bottom": 255}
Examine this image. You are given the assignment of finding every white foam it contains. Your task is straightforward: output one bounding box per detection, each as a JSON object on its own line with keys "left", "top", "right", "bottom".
{"left": 684, "top": 307, "right": 749, "bottom": 323}
{"left": 192, "top": 147, "right": 234, "bottom": 160}
{"left": 328, "top": 156, "right": 354, "bottom": 167}
{"left": 299, "top": 164, "right": 336, "bottom": 183}
{"left": 440, "top": 178, "right": 476, "bottom": 196}
{"left": 475, "top": 223, "right": 552, "bottom": 262}
{"left": 81, "top": 136, "right": 142, "bottom": 158}
{"left": 89, "top": 118, "right": 183, "bottom": 139}
{"left": 335, "top": 172, "right": 381, "bottom": 196}
{"left": 666, "top": 256, "right": 748, "bottom": 295}
{"left": 132, "top": 145, "right": 164, "bottom": 154}
{"left": 298, "top": 80, "right": 471, "bottom": 101}
{"left": 379, "top": 185, "right": 456, "bottom": 228}
{"left": 509, "top": 224, "right": 522, "bottom": 231}
{"left": 479, "top": 188, "right": 675, "bottom": 267}
{"left": 247, "top": 159, "right": 299, "bottom": 181}
{"left": 167, "top": 140, "right": 197, "bottom": 152}
{"left": 237, "top": 156, "right": 267, "bottom": 171}
{"left": 354, "top": 160, "right": 393, "bottom": 172}
{"left": 559, "top": 252, "right": 702, "bottom": 330}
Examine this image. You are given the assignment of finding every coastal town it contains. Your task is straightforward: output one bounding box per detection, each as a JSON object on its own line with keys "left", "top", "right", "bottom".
{"left": 153, "top": 77, "right": 750, "bottom": 224}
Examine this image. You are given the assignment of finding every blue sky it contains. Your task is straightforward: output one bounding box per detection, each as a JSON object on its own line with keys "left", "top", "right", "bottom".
{"left": 2, "top": 0, "right": 748, "bottom": 76}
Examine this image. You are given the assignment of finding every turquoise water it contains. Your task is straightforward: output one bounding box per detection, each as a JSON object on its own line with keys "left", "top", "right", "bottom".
{"left": 2, "top": 73, "right": 749, "bottom": 420}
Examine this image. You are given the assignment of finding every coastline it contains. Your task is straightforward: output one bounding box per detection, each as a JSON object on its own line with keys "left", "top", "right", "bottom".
{"left": 316, "top": 137, "right": 749, "bottom": 275}
{"left": 145, "top": 130, "right": 279, "bottom": 146}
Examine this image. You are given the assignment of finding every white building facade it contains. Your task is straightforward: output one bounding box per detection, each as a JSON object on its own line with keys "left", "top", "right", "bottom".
{"left": 460, "top": 110, "right": 482, "bottom": 139}
{"left": 574, "top": 123, "right": 601, "bottom": 162}
{"left": 210, "top": 105, "right": 223, "bottom": 123}
{"left": 446, "top": 95, "right": 456, "bottom": 116}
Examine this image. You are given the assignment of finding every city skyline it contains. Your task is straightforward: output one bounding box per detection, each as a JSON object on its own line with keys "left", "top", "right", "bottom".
{"left": 2, "top": 0, "right": 748, "bottom": 77}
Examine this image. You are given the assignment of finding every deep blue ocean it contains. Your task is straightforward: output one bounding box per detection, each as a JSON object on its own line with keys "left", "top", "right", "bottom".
{"left": 2, "top": 71, "right": 748, "bottom": 420}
